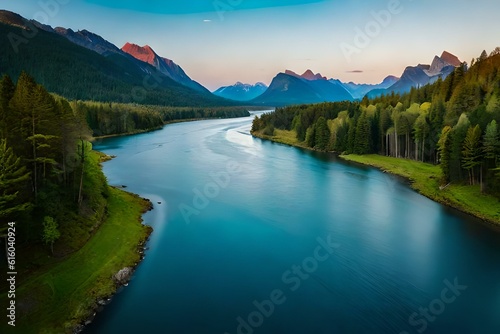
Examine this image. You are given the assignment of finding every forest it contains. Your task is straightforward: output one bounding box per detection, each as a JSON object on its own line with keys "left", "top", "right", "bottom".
{"left": 73, "top": 101, "right": 250, "bottom": 137}
{"left": 0, "top": 71, "right": 252, "bottom": 254}
{"left": 0, "top": 72, "right": 112, "bottom": 257}
{"left": 252, "top": 50, "right": 500, "bottom": 197}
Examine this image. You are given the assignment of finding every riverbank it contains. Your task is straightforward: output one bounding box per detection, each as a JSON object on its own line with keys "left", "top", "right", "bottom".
{"left": 0, "top": 153, "right": 153, "bottom": 334}
{"left": 252, "top": 129, "right": 500, "bottom": 226}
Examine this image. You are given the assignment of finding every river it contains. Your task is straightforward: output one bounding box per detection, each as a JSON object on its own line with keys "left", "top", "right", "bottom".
{"left": 87, "top": 112, "right": 500, "bottom": 334}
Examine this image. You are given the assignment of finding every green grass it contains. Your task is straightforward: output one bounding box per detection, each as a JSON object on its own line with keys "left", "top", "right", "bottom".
{"left": 341, "top": 154, "right": 500, "bottom": 225}
{"left": 252, "top": 129, "right": 309, "bottom": 149}
{"left": 0, "top": 182, "right": 152, "bottom": 333}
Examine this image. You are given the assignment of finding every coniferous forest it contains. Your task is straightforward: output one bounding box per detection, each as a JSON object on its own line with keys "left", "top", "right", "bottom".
{"left": 0, "top": 71, "right": 108, "bottom": 252}
{"left": 253, "top": 50, "right": 500, "bottom": 197}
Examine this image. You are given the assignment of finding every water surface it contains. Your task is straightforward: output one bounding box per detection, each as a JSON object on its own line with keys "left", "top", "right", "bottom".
{"left": 88, "top": 113, "right": 500, "bottom": 334}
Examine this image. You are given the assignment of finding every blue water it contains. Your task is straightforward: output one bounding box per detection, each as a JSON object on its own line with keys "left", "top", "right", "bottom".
{"left": 87, "top": 113, "right": 500, "bottom": 334}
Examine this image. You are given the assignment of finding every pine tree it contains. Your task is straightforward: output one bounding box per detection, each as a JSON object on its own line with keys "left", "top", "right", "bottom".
{"left": 314, "top": 117, "right": 330, "bottom": 151}
{"left": 0, "top": 75, "right": 15, "bottom": 139}
{"left": 483, "top": 120, "right": 499, "bottom": 162}
{"left": 354, "top": 112, "right": 371, "bottom": 154}
{"left": 483, "top": 119, "right": 500, "bottom": 183}
{"left": 0, "top": 139, "right": 31, "bottom": 232}
{"left": 438, "top": 126, "right": 452, "bottom": 183}
{"left": 462, "top": 125, "right": 483, "bottom": 185}
{"left": 479, "top": 50, "right": 488, "bottom": 62}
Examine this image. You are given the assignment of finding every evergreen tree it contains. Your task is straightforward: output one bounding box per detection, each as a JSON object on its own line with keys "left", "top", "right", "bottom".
{"left": 438, "top": 126, "right": 452, "bottom": 183}
{"left": 450, "top": 114, "right": 470, "bottom": 181}
{"left": 462, "top": 125, "right": 483, "bottom": 185}
{"left": 306, "top": 125, "right": 316, "bottom": 148}
{"left": 0, "top": 139, "right": 31, "bottom": 231}
{"left": 479, "top": 50, "right": 488, "bottom": 62}
{"left": 483, "top": 120, "right": 499, "bottom": 163}
{"left": 354, "top": 112, "right": 371, "bottom": 154}
{"left": 0, "top": 75, "right": 15, "bottom": 139}
{"left": 314, "top": 117, "right": 330, "bottom": 151}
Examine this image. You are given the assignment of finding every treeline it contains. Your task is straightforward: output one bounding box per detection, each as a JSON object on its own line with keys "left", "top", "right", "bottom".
{"left": 0, "top": 72, "right": 108, "bottom": 253}
{"left": 252, "top": 50, "right": 500, "bottom": 196}
{"left": 73, "top": 102, "right": 251, "bottom": 137}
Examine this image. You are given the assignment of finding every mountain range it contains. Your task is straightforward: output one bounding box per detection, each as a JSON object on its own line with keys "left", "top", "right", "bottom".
{"left": 0, "top": 10, "right": 230, "bottom": 106}
{"left": 213, "top": 82, "right": 268, "bottom": 101}
{"left": 213, "top": 51, "right": 460, "bottom": 106}
{"left": 0, "top": 9, "right": 463, "bottom": 108}
{"left": 367, "top": 51, "right": 462, "bottom": 98}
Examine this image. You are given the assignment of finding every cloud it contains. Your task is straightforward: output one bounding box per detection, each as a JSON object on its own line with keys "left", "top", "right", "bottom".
{"left": 346, "top": 70, "right": 363, "bottom": 73}
{"left": 203, "top": 19, "right": 212, "bottom": 23}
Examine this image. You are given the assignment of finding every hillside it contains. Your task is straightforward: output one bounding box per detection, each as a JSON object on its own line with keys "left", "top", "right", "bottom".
{"left": 252, "top": 70, "right": 353, "bottom": 106}
{"left": 0, "top": 12, "right": 232, "bottom": 107}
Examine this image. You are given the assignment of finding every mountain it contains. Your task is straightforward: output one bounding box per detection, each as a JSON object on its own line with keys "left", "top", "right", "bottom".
{"left": 341, "top": 75, "right": 399, "bottom": 100}
{"left": 213, "top": 82, "right": 268, "bottom": 101}
{"left": 0, "top": 10, "right": 230, "bottom": 106}
{"left": 121, "top": 42, "right": 207, "bottom": 93}
{"left": 367, "top": 51, "right": 462, "bottom": 98}
{"left": 252, "top": 70, "right": 353, "bottom": 106}
{"left": 54, "top": 27, "right": 123, "bottom": 56}
{"left": 285, "top": 69, "right": 327, "bottom": 81}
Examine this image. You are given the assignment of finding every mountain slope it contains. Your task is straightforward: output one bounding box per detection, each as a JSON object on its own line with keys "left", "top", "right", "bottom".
{"left": 252, "top": 71, "right": 353, "bottom": 106}
{"left": 0, "top": 10, "right": 230, "bottom": 106}
{"left": 341, "top": 76, "right": 399, "bottom": 99}
{"left": 121, "top": 42, "right": 208, "bottom": 93}
{"left": 213, "top": 82, "right": 267, "bottom": 101}
{"left": 367, "top": 51, "right": 462, "bottom": 98}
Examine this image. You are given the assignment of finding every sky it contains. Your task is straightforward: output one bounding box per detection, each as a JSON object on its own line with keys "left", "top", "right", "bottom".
{"left": 2, "top": 0, "right": 500, "bottom": 91}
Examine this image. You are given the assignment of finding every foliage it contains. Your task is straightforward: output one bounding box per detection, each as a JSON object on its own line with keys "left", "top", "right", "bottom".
{"left": 252, "top": 50, "right": 500, "bottom": 197}
{"left": 0, "top": 139, "right": 31, "bottom": 230}
{"left": 42, "top": 216, "right": 60, "bottom": 254}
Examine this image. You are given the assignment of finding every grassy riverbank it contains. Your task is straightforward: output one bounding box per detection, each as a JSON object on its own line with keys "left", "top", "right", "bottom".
{"left": 252, "top": 130, "right": 500, "bottom": 226}
{"left": 0, "top": 154, "right": 152, "bottom": 334}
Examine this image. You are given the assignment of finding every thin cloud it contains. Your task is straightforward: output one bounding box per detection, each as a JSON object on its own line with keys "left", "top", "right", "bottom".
{"left": 203, "top": 19, "right": 212, "bottom": 23}
{"left": 346, "top": 70, "right": 364, "bottom": 73}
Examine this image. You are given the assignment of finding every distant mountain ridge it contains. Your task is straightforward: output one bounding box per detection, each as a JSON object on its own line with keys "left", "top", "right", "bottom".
{"left": 213, "top": 82, "right": 268, "bottom": 101}
{"left": 341, "top": 76, "right": 399, "bottom": 100}
{"left": 252, "top": 69, "right": 353, "bottom": 106}
{"left": 367, "top": 51, "right": 462, "bottom": 98}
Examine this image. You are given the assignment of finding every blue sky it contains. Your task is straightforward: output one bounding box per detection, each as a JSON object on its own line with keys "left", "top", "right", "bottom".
{"left": 3, "top": 0, "right": 500, "bottom": 90}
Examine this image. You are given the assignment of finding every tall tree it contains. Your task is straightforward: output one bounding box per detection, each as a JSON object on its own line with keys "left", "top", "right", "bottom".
{"left": 314, "top": 117, "right": 330, "bottom": 151}
{"left": 483, "top": 120, "right": 499, "bottom": 163}
{"left": 462, "top": 125, "right": 483, "bottom": 185}
{"left": 354, "top": 112, "right": 371, "bottom": 154}
{"left": 0, "top": 75, "right": 15, "bottom": 139}
{"left": 438, "top": 126, "right": 452, "bottom": 183}
{"left": 0, "top": 139, "right": 31, "bottom": 232}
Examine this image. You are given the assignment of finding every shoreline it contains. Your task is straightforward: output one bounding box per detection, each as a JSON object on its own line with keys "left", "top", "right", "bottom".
{"left": 0, "top": 152, "right": 155, "bottom": 334}
{"left": 92, "top": 113, "right": 259, "bottom": 141}
{"left": 74, "top": 187, "right": 154, "bottom": 333}
{"left": 252, "top": 131, "right": 500, "bottom": 228}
